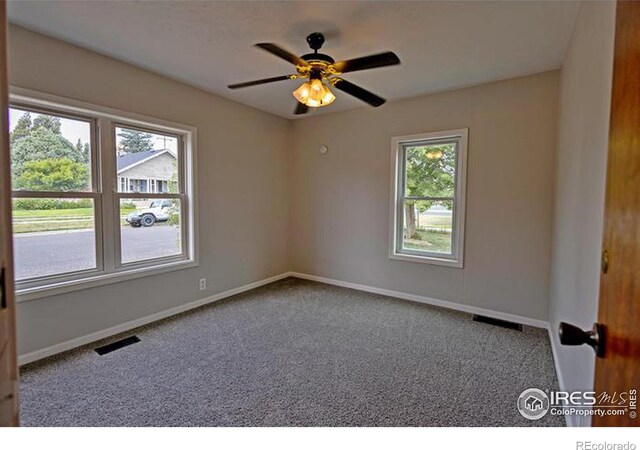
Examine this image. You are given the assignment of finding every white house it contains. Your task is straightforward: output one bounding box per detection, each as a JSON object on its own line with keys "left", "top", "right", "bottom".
{"left": 116, "top": 149, "right": 177, "bottom": 193}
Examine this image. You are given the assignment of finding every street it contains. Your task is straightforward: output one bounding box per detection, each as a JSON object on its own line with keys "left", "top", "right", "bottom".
{"left": 14, "top": 225, "right": 181, "bottom": 281}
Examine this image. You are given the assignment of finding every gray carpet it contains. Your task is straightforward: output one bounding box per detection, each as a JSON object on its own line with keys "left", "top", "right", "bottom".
{"left": 20, "top": 278, "right": 564, "bottom": 426}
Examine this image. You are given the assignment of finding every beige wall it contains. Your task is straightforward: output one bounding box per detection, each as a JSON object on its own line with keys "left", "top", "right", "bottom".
{"left": 290, "top": 71, "right": 559, "bottom": 321}
{"left": 9, "top": 25, "right": 291, "bottom": 356}
{"left": 9, "top": 24, "right": 568, "bottom": 358}
{"left": 549, "top": 1, "right": 615, "bottom": 426}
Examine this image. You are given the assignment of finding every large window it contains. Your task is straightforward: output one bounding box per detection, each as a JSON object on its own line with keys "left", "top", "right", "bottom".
{"left": 390, "top": 129, "right": 468, "bottom": 267}
{"left": 9, "top": 91, "right": 197, "bottom": 299}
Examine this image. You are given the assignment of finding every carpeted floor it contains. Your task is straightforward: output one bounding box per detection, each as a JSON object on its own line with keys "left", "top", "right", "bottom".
{"left": 19, "top": 278, "right": 564, "bottom": 426}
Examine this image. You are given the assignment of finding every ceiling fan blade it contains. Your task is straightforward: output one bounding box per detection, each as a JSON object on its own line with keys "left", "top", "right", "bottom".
{"left": 255, "top": 43, "right": 310, "bottom": 67}
{"left": 228, "top": 75, "right": 295, "bottom": 89}
{"left": 331, "top": 51, "right": 400, "bottom": 74}
{"left": 294, "top": 102, "right": 309, "bottom": 115}
{"left": 332, "top": 78, "right": 386, "bottom": 107}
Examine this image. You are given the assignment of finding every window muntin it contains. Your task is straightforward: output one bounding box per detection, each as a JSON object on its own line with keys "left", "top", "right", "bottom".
{"left": 391, "top": 130, "right": 468, "bottom": 267}
{"left": 9, "top": 95, "right": 196, "bottom": 297}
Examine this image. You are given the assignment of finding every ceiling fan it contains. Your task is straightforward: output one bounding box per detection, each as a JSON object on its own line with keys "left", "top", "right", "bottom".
{"left": 228, "top": 32, "right": 401, "bottom": 115}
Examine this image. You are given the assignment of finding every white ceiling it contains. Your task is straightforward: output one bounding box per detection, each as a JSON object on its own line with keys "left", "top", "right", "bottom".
{"left": 8, "top": 1, "right": 580, "bottom": 119}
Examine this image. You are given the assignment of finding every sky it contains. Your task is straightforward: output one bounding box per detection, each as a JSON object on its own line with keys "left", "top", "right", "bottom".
{"left": 9, "top": 107, "right": 177, "bottom": 152}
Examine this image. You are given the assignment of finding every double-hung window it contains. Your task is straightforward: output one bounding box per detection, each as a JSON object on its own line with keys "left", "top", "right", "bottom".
{"left": 390, "top": 129, "right": 468, "bottom": 267}
{"left": 9, "top": 89, "right": 197, "bottom": 299}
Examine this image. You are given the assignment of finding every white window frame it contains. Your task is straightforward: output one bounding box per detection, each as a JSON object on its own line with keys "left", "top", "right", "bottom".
{"left": 389, "top": 129, "right": 468, "bottom": 268}
{"left": 112, "top": 122, "right": 187, "bottom": 269}
{"left": 10, "top": 87, "right": 199, "bottom": 301}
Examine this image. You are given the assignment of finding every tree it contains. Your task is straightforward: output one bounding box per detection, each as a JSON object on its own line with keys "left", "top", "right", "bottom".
{"left": 10, "top": 111, "right": 89, "bottom": 191}
{"left": 15, "top": 158, "right": 89, "bottom": 191}
{"left": 10, "top": 112, "right": 32, "bottom": 144}
{"left": 117, "top": 129, "right": 153, "bottom": 153}
{"left": 32, "top": 115, "right": 62, "bottom": 134}
{"left": 404, "top": 144, "right": 456, "bottom": 239}
{"left": 10, "top": 127, "right": 85, "bottom": 182}
{"left": 76, "top": 139, "right": 90, "bottom": 163}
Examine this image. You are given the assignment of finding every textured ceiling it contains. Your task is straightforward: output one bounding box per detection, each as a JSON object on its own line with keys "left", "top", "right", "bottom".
{"left": 8, "top": 1, "right": 580, "bottom": 119}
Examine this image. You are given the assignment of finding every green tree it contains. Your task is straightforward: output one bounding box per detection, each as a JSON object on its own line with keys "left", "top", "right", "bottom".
{"left": 10, "top": 127, "right": 84, "bottom": 182}
{"left": 117, "top": 129, "right": 153, "bottom": 153}
{"left": 15, "top": 158, "right": 89, "bottom": 191}
{"left": 32, "top": 115, "right": 62, "bottom": 134}
{"left": 404, "top": 144, "right": 456, "bottom": 238}
{"left": 10, "top": 112, "right": 32, "bottom": 144}
{"left": 166, "top": 159, "right": 180, "bottom": 234}
{"left": 76, "top": 139, "right": 90, "bottom": 163}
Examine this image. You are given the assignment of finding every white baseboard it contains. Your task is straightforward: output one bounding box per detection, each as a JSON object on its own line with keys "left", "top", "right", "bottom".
{"left": 20, "top": 270, "right": 550, "bottom": 369}
{"left": 18, "top": 272, "right": 293, "bottom": 366}
{"left": 547, "top": 325, "right": 581, "bottom": 427}
{"left": 289, "top": 272, "right": 549, "bottom": 329}
{"left": 547, "top": 325, "right": 567, "bottom": 393}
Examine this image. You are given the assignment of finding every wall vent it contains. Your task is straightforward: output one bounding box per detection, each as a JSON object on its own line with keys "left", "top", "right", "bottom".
{"left": 472, "top": 315, "right": 523, "bottom": 331}
{"left": 95, "top": 336, "right": 141, "bottom": 355}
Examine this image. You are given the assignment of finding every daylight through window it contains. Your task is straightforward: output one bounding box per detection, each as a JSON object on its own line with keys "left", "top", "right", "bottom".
{"left": 390, "top": 129, "right": 468, "bottom": 267}
{"left": 9, "top": 97, "right": 196, "bottom": 297}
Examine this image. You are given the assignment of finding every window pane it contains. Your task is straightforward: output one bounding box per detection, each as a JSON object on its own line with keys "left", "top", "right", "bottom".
{"left": 9, "top": 108, "right": 92, "bottom": 192}
{"left": 402, "top": 200, "right": 453, "bottom": 255}
{"left": 404, "top": 142, "right": 457, "bottom": 197}
{"left": 116, "top": 127, "right": 179, "bottom": 194}
{"left": 12, "top": 198, "right": 96, "bottom": 280}
{"left": 120, "top": 198, "right": 182, "bottom": 263}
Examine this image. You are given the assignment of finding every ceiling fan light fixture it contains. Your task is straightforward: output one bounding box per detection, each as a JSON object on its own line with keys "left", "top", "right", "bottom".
{"left": 230, "top": 33, "right": 400, "bottom": 114}
{"left": 293, "top": 79, "right": 335, "bottom": 107}
{"left": 293, "top": 82, "right": 311, "bottom": 104}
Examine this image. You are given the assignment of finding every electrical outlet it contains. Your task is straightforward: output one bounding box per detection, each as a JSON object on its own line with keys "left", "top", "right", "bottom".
{"left": 199, "top": 278, "right": 206, "bottom": 291}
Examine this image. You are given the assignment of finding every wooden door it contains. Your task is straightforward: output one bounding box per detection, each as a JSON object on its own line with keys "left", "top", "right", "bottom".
{"left": 0, "top": 0, "right": 18, "bottom": 427}
{"left": 593, "top": 0, "right": 640, "bottom": 428}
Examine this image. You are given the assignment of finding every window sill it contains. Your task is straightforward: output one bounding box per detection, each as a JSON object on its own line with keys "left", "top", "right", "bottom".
{"left": 15, "top": 259, "right": 198, "bottom": 302}
{"left": 389, "top": 252, "right": 463, "bottom": 268}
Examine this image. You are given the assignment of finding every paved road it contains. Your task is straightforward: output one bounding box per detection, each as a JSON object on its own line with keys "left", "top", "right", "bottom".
{"left": 14, "top": 225, "right": 181, "bottom": 281}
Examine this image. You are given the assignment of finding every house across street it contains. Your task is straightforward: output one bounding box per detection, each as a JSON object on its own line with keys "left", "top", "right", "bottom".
{"left": 117, "top": 149, "right": 177, "bottom": 194}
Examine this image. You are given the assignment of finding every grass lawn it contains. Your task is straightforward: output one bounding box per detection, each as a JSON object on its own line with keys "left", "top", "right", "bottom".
{"left": 403, "top": 211, "right": 453, "bottom": 253}
{"left": 404, "top": 229, "right": 452, "bottom": 254}
{"left": 12, "top": 208, "right": 95, "bottom": 219}
{"left": 417, "top": 213, "right": 452, "bottom": 229}
{"left": 13, "top": 207, "right": 135, "bottom": 233}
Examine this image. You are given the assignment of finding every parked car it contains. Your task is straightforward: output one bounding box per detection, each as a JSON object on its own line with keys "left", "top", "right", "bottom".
{"left": 126, "top": 200, "right": 173, "bottom": 227}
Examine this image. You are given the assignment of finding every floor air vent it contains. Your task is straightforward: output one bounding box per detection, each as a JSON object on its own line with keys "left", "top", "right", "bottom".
{"left": 472, "top": 315, "right": 523, "bottom": 331}
{"left": 95, "top": 336, "right": 140, "bottom": 355}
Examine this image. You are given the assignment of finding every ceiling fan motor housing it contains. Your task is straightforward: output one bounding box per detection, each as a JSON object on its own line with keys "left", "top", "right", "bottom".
{"left": 301, "top": 53, "right": 335, "bottom": 64}
{"left": 301, "top": 32, "right": 335, "bottom": 65}
{"left": 306, "top": 32, "right": 325, "bottom": 51}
